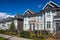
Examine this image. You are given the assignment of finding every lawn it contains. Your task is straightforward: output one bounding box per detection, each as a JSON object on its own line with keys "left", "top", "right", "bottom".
{"left": 0, "top": 37, "right": 8, "bottom": 40}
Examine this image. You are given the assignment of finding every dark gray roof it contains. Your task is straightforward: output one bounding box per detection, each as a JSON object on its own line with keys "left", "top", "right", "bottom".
{"left": 14, "top": 14, "right": 23, "bottom": 19}
{"left": 54, "top": 16, "right": 60, "bottom": 18}
{"left": 0, "top": 17, "right": 14, "bottom": 23}
{"left": 43, "top": 8, "right": 60, "bottom": 12}
{"left": 23, "top": 13, "right": 43, "bottom": 17}
{"left": 23, "top": 10, "right": 43, "bottom": 17}
{"left": 23, "top": 7, "right": 60, "bottom": 17}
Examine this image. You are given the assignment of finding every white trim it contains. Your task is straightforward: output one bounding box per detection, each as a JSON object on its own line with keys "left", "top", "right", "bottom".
{"left": 27, "top": 9, "right": 34, "bottom": 14}
{"left": 49, "top": 1, "right": 60, "bottom": 7}
{"left": 23, "top": 9, "right": 34, "bottom": 15}
{"left": 42, "top": 1, "right": 60, "bottom": 10}
{"left": 54, "top": 18, "right": 60, "bottom": 20}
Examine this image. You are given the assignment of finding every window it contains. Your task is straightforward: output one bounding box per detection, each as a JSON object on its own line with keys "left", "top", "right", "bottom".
{"left": 28, "top": 17, "right": 30, "bottom": 19}
{"left": 52, "top": 11, "right": 55, "bottom": 13}
{"left": 40, "top": 16, "right": 43, "bottom": 20}
{"left": 14, "top": 20, "right": 17, "bottom": 23}
{"left": 25, "top": 18, "right": 27, "bottom": 21}
{"left": 47, "top": 21, "right": 51, "bottom": 29}
{"left": 25, "top": 24, "right": 27, "bottom": 27}
{"left": 2, "top": 24, "right": 5, "bottom": 26}
{"left": 37, "top": 24, "right": 39, "bottom": 30}
{"left": 40, "top": 24, "right": 43, "bottom": 27}
{"left": 36, "top": 16, "right": 39, "bottom": 21}
{"left": 25, "top": 24, "right": 27, "bottom": 30}
{"left": 7, "top": 24, "right": 10, "bottom": 27}
{"left": 40, "top": 24, "right": 43, "bottom": 29}
{"left": 2, "top": 23, "right": 6, "bottom": 27}
{"left": 46, "top": 11, "right": 50, "bottom": 17}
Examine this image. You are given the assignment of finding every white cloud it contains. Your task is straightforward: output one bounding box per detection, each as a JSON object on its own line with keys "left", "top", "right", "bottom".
{"left": 38, "top": 5, "right": 41, "bottom": 8}
{"left": 0, "top": 12, "right": 14, "bottom": 19}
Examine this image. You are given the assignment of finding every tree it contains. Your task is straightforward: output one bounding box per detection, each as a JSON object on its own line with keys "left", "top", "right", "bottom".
{"left": 10, "top": 21, "right": 16, "bottom": 31}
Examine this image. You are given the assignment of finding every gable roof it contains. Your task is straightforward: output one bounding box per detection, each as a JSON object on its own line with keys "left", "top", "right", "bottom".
{"left": 23, "top": 9, "right": 34, "bottom": 16}
{"left": 23, "top": 10, "right": 43, "bottom": 17}
{"left": 42, "top": 1, "right": 60, "bottom": 10}
{"left": 0, "top": 17, "right": 14, "bottom": 23}
{"left": 0, "top": 14, "right": 23, "bottom": 23}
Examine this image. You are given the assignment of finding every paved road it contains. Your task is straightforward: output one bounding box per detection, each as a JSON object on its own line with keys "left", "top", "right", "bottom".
{"left": 0, "top": 34, "right": 32, "bottom": 40}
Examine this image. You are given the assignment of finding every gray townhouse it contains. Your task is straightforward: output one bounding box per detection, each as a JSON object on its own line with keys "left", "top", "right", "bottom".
{"left": 0, "top": 14, "right": 23, "bottom": 31}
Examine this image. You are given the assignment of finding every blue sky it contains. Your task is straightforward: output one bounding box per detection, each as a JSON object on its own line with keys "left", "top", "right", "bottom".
{"left": 0, "top": 0, "right": 60, "bottom": 19}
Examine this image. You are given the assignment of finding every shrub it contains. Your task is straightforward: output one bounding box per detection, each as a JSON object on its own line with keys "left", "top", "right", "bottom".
{"left": 20, "top": 31, "right": 30, "bottom": 38}
{"left": 0, "top": 30, "right": 17, "bottom": 35}
{"left": 35, "top": 30, "right": 49, "bottom": 39}
{"left": 0, "top": 30, "right": 6, "bottom": 34}
{"left": 30, "top": 32, "right": 36, "bottom": 38}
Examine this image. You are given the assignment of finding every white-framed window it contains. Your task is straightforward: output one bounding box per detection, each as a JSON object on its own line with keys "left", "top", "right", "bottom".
{"left": 14, "top": 20, "right": 17, "bottom": 23}
{"left": 2, "top": 23, "right": 6, "bottom": 27}
{"left": 7, "top": 24, "right": 10, "bottom": 27}
{"left": 52, "top": 11, "right": 55, "bottom": 13}
{"left": 2, "top": 24, "right": 5, "bottom": 26}
{"left": 36, "top": 16, "right": 39, "bottom": 21}
{"left": 24, "top": 18, "right": 27, "bottom": 21}
{"left": 46, "top": 11, "right": 50, "bottom": 17}
{"left": 40, "top": 16, "right": 43, "bottom": 20}
{"left": 25, "top": 24, "right": 27, "bottom": 30}
{"left": 47, "top": 21, "right": 51, "bottom": 29}
{"left": 40, "top": 24, "right": 43, "bottom": 27}
{"left": 25, "top": 24, "right": 27, "bottom": 27}
{"left": 37, "top": 24, "right": 39, "bottom": 30}
{"left": 40, "top": 24, "right": 43, "bottom": 29}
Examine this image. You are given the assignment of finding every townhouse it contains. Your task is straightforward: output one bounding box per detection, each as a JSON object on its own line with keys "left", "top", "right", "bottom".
{"left": 0, "top": 1, "right": 60, "bottom": 33}
{"left": 23, "top": 1, "right": 60, "bottom": 33}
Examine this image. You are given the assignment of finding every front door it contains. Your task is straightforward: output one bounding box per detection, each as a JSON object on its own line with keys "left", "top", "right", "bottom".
{"left": 56, "top": 23, "right": 60, "bottom": 31}
{"left": 30, "top": 23, "right": 35, "bottom": 31}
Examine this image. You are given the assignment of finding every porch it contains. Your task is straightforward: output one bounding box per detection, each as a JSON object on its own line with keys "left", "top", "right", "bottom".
{"left": 53, "top": 16, "right": 60, "bottom": 38}
{"left": 28, "top": 19, "right": 43, "bottom": 32}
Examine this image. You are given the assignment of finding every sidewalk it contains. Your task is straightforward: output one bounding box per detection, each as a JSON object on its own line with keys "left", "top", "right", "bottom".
{"left": 0, "top": 34, "right": 32, "bottom": 40}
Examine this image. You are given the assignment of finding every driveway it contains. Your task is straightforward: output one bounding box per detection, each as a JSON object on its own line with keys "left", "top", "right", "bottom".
{"left": 0, "top": 34, "right": 32, "bottom": 40}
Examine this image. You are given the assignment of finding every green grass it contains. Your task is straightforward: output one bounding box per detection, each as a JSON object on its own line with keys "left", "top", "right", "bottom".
{"left": 0, "top": 37, "right": 8, "bottom": 40}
